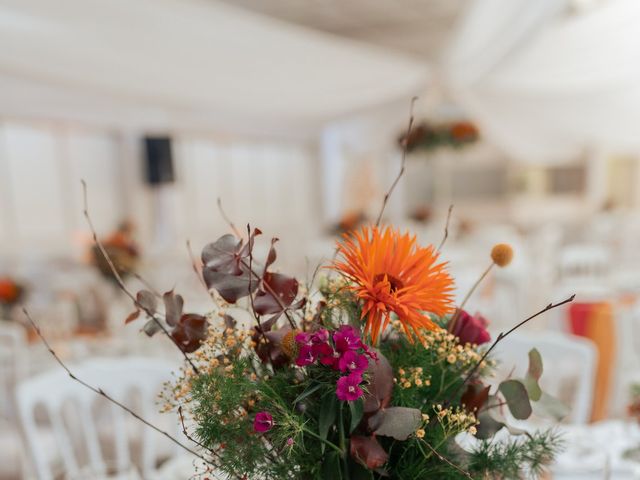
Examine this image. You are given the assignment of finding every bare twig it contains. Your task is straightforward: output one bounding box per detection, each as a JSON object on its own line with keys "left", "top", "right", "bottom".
{"left": 177, "top": 405, "right": 231, "bottom": 469}
{"left": 437, "top": 205, "right": 454, "bottom": 252}
{"left": 241, "top": 257, "right": 297, "bottom": 330}
{"left": 447, "top": 294, "right": 576, "bottom": 405}
{"left": 216, "top": 197, "right": 242, "bottom": 238}
{"left": 23, "top": 308, "right": 210, "bottom": 465}
{"left": 81, "top": 180, "right": 199, "bottom": 374}
{"left": 421, "top": 440, "right": 473, "bottom": 479}
{"left": 132, "top": 273, "right": 162, "bottom": 298}
{"left": 375, "top": 96, "right": 418, "bottom": 226}
{"left": 246, "top": 225, "right": 266, "bottom": 335}
{"left": 448, "top": 262, "right": 495, "bottom": 334}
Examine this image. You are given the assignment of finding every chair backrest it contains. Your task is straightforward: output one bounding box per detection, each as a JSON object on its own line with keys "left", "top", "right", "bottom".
{"left": 491, "top": 331, "right": 597, "bottom": 424}
{"left": 16, "top": 357, "right": 179, "bottom": 480}
{"left": 0, "top": 322, "right": 27, "bottom": 419}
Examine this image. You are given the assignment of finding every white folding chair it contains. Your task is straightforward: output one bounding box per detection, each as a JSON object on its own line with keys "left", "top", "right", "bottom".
{"left": 491, "top": 331, "right": 597, "bottom": 424}
{"left": 0, "top": 323, "right": 29, "bottom": 479}
{"left": 0, "top": 322, "right": 28, "bottom": 418}
{"left": 17, "top": 357, "right": 180, "bottom": 480}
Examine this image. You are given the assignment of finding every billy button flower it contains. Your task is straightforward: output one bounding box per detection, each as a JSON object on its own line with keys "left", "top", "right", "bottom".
{"left": 448, "top": 242, "right": 514, "bottom": 335}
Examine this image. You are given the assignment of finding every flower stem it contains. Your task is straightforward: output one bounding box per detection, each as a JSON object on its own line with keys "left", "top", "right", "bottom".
{"left": 338, "top": 402, "right": 350, "bottom": 479}
{"left": 448, "top": 261, "right": 495, "bottom": 333}
{"left": 300, "top": 427, "right": 344, "bottom": 456}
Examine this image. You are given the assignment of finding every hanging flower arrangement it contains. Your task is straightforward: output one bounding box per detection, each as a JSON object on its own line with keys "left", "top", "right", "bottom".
{"left": 400, "top": 120, "right": 480, "bottom": 153}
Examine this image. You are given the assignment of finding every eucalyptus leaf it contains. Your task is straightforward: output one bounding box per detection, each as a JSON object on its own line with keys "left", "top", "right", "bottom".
{"left": 522, "top": 348, "right": 543, "bottom": 401}
{"left": 369, "top": 407, "right": 422, "bottom": 440}
{"left": 142, "top": 318, "right": 162, "bottom": 337}
{"left": 532, "top": 392, "right": 570, "bottom": 420}
{"left": 499, "top": 379, "right": 533, "bottom": 420}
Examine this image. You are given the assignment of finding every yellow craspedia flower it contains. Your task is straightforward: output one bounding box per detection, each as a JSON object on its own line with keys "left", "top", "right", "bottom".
{"left": 491, "top": 243, "right": 514, "bottom": 267}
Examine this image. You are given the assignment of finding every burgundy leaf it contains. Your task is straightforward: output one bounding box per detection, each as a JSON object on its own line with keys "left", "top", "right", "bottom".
{"left": 125, "top": 309, "right": 140, "bottom": 324}
{"left": 201, "top": 234, "right": 244, "bottom": 274}
{"left": 223, "top": 314, "right": 236, "bottom": 329}
{"left": 264, "top": 237, "right": 279, "bottom": 270}
{"left": 201, "top": 232, "right": 263, "bottom": 303}
{"left": 171, "top": 313, "right": 208, "bottom": 353}
{"left": 202, "top": 270, "right": 256, "bottom": 304}
{"left": 363, "top": 352, "right": 393, "bottom": 414}
{"left": 238, "top": 228, "right": 262, "bottom": 258}
{"left": 350, "top": 435, "right": 389, "bottom": 470}
{"left": 136, "top": 290, "right": 157, "bottom": 314}
{"left": 163, "top": 290, "right": 184, "bottom": 327}
{"left": 461, "top": 383, "right": 491, "bottom": 414}
{"left": 253, "top": 272, "right": 299, "bottom": 315}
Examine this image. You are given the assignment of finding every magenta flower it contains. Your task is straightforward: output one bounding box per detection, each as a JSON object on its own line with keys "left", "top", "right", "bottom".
{"left": 450, "top": 310, "right": 491, "bottom": 346}
{"left": 336, "top": 373, "right": 364, "bottom": 401}
{"left": 312, "top": 329, "right": 329, "bottom": 343}
{"left": 361, "top": 343, "right": 379, "bottom": 361}
{"left": 253, "top": 412, "right": 274, "bottom": 433}
{"left": 333, "top": 325, "right": 362, "bottom": 352}
{"left": 313, "top": 342, "right": 339, "bottom": 369}
{"left": 338, "top": 351, "right": 369, "bottom": 374}
{"left": 295, "top": 332, "right": 314, "bottom": 347}
{"left": 295, "top": 345, "right": 317, "bottom": 366}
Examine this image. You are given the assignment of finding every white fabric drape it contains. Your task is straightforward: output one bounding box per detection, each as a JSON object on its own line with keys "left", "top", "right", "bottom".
{"left": 442, "top": 0, "right": 640, "bottom": 163}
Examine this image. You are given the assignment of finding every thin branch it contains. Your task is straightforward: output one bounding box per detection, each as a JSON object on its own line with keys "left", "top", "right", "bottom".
{"left": 246, "top": 225, "right": 266, "bottom": 335}
{"left": 23, "top": 308, "right": 211, "bottom": 465}
{"left": 81, "top": 180, "right": 199, "bottom": 374}
{"left": 448, "top": 262, "right": 495, "bottom": 334}
{"left": 375, "top": 96, "right": 418, "bottom": 226}
{"left": 216, "top": 197, "right": 242, "bottom": 238}
{"left": 131, "top": 273, "right": 162, "bottom": 298}
{"left": 437, "top": 204, "right": 454, "bottom": 252}
{"left": 177, "top": 405, "right": 231, "bottom": 471}
{"left": 421, "top": 440, "right": 473, "bottom": 479}
{"left": 447, "top": 294, "right": 576, "bottom": 405}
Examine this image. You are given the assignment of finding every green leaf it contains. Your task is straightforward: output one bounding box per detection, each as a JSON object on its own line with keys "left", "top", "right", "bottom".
{"left": 527, "top": 348, "right": 543, "bottom": 380}
{"left": 348, "top": 398, "right": 364, "bottom": 434}
{"left": 499, "top": 379, "right": 533, "bottom": 420}
{"left": 293, "top": 383, "right": 322, "bottom": 404}
{"left": 532, "top": 392, "right": 570, "bottom": 420}
{"left": 522, "top": 348, "right": 543, "bottom": 401}
{"left": 369, "top": 407, "right": 422, "bottom": 440}
{"left": 322, "top": 451, "right": 342, "bottom": 480}
{"left": 319, "top": 394, "right": 338, "bottom": 454}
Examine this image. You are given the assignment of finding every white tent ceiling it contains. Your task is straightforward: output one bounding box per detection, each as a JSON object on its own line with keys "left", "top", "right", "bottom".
{"left": 0, "top": 0, "right": 428, "bottom": 135}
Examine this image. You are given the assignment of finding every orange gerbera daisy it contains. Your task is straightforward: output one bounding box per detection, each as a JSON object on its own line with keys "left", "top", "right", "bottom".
{"left": 333, "top": 226, "right": 454, "bottom": 344}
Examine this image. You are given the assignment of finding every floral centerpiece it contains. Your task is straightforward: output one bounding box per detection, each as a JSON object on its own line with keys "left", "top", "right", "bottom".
{"left": 139, "top": 226, "right": 567, "bottom": 479}
{"left": 27, "top": 118, "right": 572, "bottom": 479}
